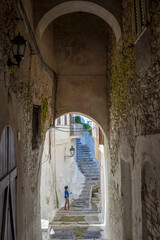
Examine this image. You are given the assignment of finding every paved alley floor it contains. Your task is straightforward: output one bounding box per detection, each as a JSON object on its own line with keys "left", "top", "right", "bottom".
{"left": 42, "top": 203, "right": 107, "bottom": 240}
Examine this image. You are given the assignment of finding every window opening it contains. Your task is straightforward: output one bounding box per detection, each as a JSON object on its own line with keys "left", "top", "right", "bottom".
{"left": 32, "top": 104, "right": 41, "bottom": 149}
{"left": 133, "top": 0, "right": 148, "bottom": 40}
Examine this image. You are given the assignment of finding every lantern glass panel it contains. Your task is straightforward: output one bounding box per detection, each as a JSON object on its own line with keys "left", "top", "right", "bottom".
{"left": 19, "top": 44, "right": 25, "bottom": 56}
{"left": 12, "top": 44, "right": 18, "bottom": 56}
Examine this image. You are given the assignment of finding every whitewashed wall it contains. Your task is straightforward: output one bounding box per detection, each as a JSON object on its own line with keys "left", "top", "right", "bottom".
{"left": 40, "top": 127, "right": 85, "bottom": 221}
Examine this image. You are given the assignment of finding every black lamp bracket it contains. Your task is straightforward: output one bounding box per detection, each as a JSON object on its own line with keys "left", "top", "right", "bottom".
{"left": 16, "top": 17, "right": 23, "bottom": 21}
{"left": 7, "top": 58, "right": 19, "bottom": 67}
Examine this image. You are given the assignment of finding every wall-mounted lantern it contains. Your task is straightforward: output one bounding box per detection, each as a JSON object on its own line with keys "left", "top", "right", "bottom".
{"left": 8, "top": 32, "right": 27, "bottom": 67}
{"left": 69, "top": 146, "right": 75, "bottom": 157}
{"left": 64, "top": 146, "right": 75, "bottom": 160}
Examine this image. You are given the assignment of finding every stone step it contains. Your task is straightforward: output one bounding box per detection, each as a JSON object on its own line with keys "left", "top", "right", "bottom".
{"left": 85, "top": 175, "right": 99, "bottom": 180}
{"left": 93, "top": 192, "right": 100, "bottom": 197}
{"left": 83, "top": 181, "right": 99, "bottom": 186}
{"left": 72, "top": 201, "right": 89, "bottom": 205}
{"left": 76, "top": 149, "right": 90, "bottom": 150}
{"left": 81, "top": 169, "right": 99, "bottom": 172}
{"left": 77, "top": 150, "right": 90, "bottom": 152}
{"left": 76, "top": 152, "right": 92, "bottom": 154}
{"left": 79, "top": 168, "right": 98, "bottom": 171}
{"left": 81, "top": 186, "right": 91, "bottom": 189}
{"left": 77, "top": 160, "right": 97, "bottom": 162}
{"left": 76, "top": 146, "right": 90, "bottom": 149}
{"left": 76, "top": 153, "right": 90, "bottom": 155}
{"left": 77, "top": 159, "right": 93, "bottom": 161}
{"left": 79, "top": 167, "right": 98, "bottom": 170}
{"left": 80, "top": 191, "right": 90, "bottom": 194}
{"left": 80, "top": 170, "right": 98, "bottom": 172}
{"left": 78, "top": 166, "right": 98, "bottom": 169}
{"left": 76, "top": 158, "right": 98, "bottom": 160}
{"left": 76, "top": 151, "right": 90, "bottom": 153}
{"left": 83, "top": 176, "right": 99, "bottom": 179}
{"left": 77, "top": 162, "right": 96, "bottom": 165}
{"left": 79, "top": 169, "right": 98, "bottom": 172}
{"left": 77, "top": 161, "right": 97, "bottom": 164}
{"left": 76, "top": 149, "right": 90, "bottom": 151}
{"left": 79, "top": 195, "right": 90, "bottom": 198}
{"left": 76, "top": 156, "right": 91, "bottom": 158}
{"left": 81, "top": 172, "right": 99, "bottom": 175}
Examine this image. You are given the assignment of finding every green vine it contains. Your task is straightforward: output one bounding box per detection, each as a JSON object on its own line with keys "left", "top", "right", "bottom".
{"left": 110, "top": 1, "right": 136, "bottom": 119}
{"left": 111, "top": 47, "right": 135, "bottom": 117}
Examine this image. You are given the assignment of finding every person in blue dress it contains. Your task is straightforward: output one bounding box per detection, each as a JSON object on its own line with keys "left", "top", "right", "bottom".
{"left": 64, "top": 186, "right": 72, "bottom": 210}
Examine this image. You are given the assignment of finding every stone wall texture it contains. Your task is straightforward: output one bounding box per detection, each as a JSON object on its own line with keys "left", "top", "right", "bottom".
{"left": 0, "top": 0, "right": 160, "bottom": 240}
{"left": 108, "top": 0, "right": 160, "bottom": 239}
{"left": 0, "top": 1, "right": 54, "bottom": 239}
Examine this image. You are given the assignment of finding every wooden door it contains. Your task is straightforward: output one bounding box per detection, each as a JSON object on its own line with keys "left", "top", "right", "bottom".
{"left": 0, "top": 126, "right": 17, "bottom": 240}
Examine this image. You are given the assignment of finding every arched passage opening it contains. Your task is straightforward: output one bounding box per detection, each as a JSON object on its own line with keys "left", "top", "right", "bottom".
{"left": 40, "top": 112, "right": 110, "bottom": 239}
{"left": 36, "top": 5, "right": 120, "bottom": 240}
{"left": 36, "top": 1, "right": 121, "bottom": 42}
{"left": 37, "top": 9, "right": 116, "bottom": 239}
{"left": 37, "top": 10, "right": 116, "bottom": 136}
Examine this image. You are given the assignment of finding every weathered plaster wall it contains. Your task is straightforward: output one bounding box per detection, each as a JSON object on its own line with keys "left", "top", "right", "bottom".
{"left": 135, "top": 134, "right": 160, "bottom": 239}
{"left": 55, "top": 129, "right": 85, "bottom": 208}
{"left": 21, "top": 0, "right": 34, "bottom": 30}
{"left": 1, "top": 0, "right": 160, "bottom": 240}
{"left": 40, "top": 127, "right": 85, "bottom": 220}
{"left": 107, "top": 1, "right": 160, "bottom": 240}
{"left": 40, "top": 129, "right": 56, "bottom": 221}
{"left": 51, "top": 13, "right": 110, "bottom": 135}
{"left": 0, "top": 1, "right": 54, "bottom": 239}
{"left": 38, "top": 24, "right": 55, "bottom": 70}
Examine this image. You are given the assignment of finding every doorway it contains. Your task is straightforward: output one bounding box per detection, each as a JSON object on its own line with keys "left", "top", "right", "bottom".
{"left": 0, "top": 126, "right": 17, "bottom": 240}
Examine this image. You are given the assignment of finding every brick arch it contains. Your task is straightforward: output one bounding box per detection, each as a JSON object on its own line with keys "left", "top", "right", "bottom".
{"left": 36, "top": 1, "right": 121, "bottom": 42}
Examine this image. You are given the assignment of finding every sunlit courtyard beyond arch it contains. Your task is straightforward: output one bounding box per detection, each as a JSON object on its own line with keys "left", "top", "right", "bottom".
{"left": 40, "top": 113, "right": 109, "bottom": 239}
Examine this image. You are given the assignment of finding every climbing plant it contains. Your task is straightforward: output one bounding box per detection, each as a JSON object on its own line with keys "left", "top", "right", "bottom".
{"left": 75, "top": 116, "right": 92, "bottom": 135}
{"left": 110, "top": 0, "right": 136, "bottom": 119}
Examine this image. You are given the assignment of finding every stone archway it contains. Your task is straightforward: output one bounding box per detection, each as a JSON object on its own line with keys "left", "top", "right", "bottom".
{"left": 36, "top": 1, "right": 121, "bottom": 42}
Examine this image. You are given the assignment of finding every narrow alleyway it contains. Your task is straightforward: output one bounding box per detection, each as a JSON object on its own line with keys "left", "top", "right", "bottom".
{"left": 1, "top": 1, "right": 160, "bottom": 239}
{"left": 43, "top": 139, "right": 106, "bottom": 239}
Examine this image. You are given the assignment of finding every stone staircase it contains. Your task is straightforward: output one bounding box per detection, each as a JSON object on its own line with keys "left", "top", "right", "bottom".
{"left": 71, "top": 138, "right": 100, "bottom": 209}
{"left": 43, "top": 138, "right": 106, "bottom": 239}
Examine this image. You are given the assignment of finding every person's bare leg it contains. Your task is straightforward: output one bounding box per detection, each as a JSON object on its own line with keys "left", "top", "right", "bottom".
{"left": 68, "top": 200, "right": 69, "bottom": 210}
{"left": 64, "top": 202, "right": 67, "bottom": 210}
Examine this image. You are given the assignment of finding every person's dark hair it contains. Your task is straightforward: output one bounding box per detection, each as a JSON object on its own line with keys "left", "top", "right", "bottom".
{"left": 64, "top": 186, "right": 68, "bottom": 189}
